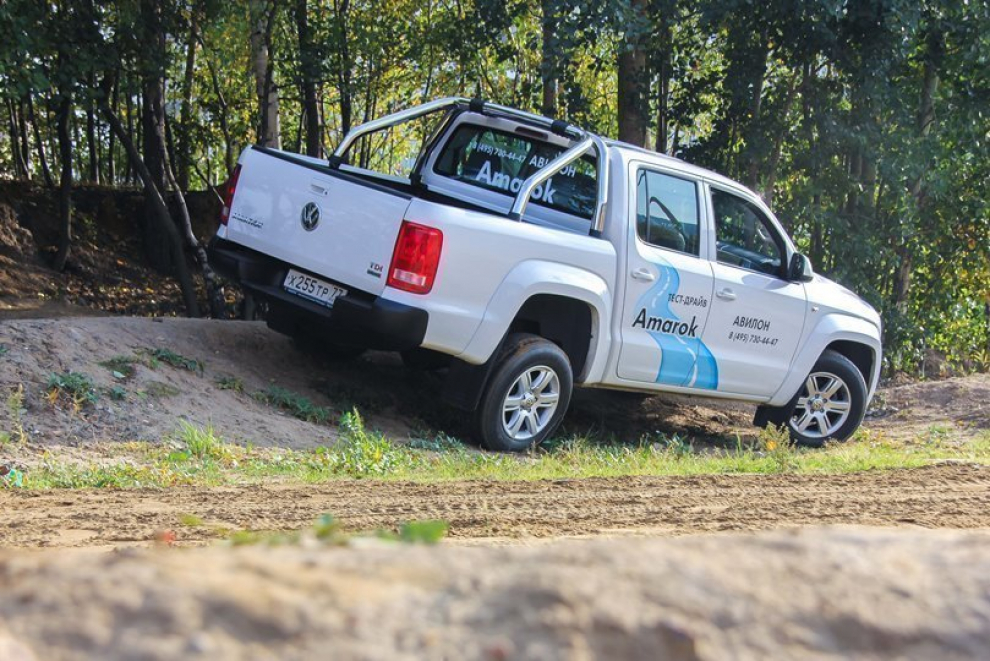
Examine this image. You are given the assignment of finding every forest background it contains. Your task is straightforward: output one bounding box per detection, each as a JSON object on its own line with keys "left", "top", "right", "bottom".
{"left": 0, "top": 0, "right": 987, "bottom": 374}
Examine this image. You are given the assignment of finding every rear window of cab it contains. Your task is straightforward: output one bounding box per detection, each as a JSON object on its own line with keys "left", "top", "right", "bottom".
{"left": 433, "top": 125, "right": 597, "bottom": 220}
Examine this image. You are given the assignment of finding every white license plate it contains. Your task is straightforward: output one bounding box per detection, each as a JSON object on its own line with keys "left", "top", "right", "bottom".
{"left": 283, "top": 269, "right": 347, "bottom": 308}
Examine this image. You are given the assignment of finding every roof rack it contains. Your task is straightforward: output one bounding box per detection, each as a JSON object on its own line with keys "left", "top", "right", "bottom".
{"left": 329, "top": 97, "right": 609, "bottom": 238}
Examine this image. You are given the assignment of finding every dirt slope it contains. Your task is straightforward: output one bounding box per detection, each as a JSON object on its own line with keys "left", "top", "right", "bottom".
{"left": 2, "top": 526, "right": 989, "bottom": 660}
{"left": 0, "top": 464, "right": 986, "bottom": 549}
{"left": 1, "top": 317, "right": 986, "bottom": 453}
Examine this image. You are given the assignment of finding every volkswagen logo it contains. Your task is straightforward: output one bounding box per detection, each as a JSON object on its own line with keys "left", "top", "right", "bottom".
{"left": 300, "top": 202, "right": 321, "bottom": 231}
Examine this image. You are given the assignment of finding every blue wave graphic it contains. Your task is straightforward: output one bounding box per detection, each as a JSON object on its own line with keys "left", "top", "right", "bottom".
{"left": 634, "top": 260, "right": 718, "bottom": 389}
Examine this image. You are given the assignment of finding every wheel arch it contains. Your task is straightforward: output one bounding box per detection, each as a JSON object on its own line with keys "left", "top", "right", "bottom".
{"left": 768, "top": 314, "right": 882, "bottom": 407}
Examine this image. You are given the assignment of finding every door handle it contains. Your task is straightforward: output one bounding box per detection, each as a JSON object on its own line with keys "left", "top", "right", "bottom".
{"left": 716, "top": 287, "right": 737, "bottom": 301}
{"left": 631, "top": 268, "right": 656, "bottom": 282}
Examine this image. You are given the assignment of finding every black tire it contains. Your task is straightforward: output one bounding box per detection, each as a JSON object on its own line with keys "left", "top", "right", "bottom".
{"left": 780, "top": 349, "right": 867, "bottom": 447}
{"left": 474, "top": 333, "right": 573, "bottom": 452}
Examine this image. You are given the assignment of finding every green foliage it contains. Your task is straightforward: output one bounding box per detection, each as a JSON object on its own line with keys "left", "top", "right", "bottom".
{"left": 46, "top": 372, "right": 98, "bottom": 407}
{"left": 107, "top": 385, "right": 127, "bottom": 401}
{"left": 174, "top": 422, "right": 231, "bottom": 461}
{"left": 396, "top": 519, "right": 449, "bottom": 544}
{"left": 254, "top": 386, "right": 334, "bottom": 424}
{"left": 0, "top": 344, "right": 8, "bottom": 358}
{"left": 147, "top": 348, "right": 203, "bottom": 374}
{"left": 0, "top": 0, "right": 986, "bottom": 374}
{"left": 216, "top": 376, "right": 244, "bottom": 392}
{"left": 99, "top": 356, "right": 137, "bottom": 380}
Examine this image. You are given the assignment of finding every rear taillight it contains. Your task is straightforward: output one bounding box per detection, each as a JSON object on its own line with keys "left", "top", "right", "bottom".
{"left": 219, "top": 164, "right": 242, "bottom": 226}
{"left": 387, "top": 221, "right": 443, "bottom": 295}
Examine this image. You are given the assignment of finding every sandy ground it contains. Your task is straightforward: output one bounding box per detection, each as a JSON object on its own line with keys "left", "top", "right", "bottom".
{"left": 0, "top": 464, "right": 987, "bottom": 549}
{"left": 2, "top": 526, "right": 989, "bottom": 660}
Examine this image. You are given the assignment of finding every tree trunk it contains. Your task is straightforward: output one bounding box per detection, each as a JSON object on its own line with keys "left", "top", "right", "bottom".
{"left": 16, "top": 98, "right": 32, "bottom": 177}
{"left": 250, "top": 0, "right": 281, "bottom": 148}
{"left": 177, "top": 4, "right": 200, "bottom": 191}
{"left": 653, "top": 15, "right": 671, "bottom": 154}
{"left": 107, "top": 82, "right": 117, "bottom": 184}
{"left": 27, "top": 95, "right": 54, "bottom": 187}
{"left": 617, "top": 0, "right": 649, "bottom": 147}
{"left": 98, "top": 86, "right": 200, "bottom": 318}
{"left": 85, "top": 80, "right": 100, "bottom": 184}
{"left": 540, "top": 0, "right": 558, "bottom": 117}
{"left": 295, "top": 0, "right": 321, "bottom": 157}
{"left": 6, "top": 99, "right": 27, "bottom": 178}
{"left": 333, "top": 0, "right": 353, "bottom": 139}
{"left": 53, "top": 95, "right": 73, "bottom": 272}
{"left": 761, "top": 68, "right": 802, "bottom": 207}
{"left": 895, "top": 24, "right": 942, "bottom": 315}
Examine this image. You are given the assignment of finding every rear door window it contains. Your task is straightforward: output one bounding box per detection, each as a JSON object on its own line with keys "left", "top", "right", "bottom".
{"left": 433, "top": 125, "right": 597, "bottom": 220}
{"left": 635, "top": 168, "right": 701, "bottom": 256}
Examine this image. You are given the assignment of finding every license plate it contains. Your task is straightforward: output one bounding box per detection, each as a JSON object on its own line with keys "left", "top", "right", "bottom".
{"left": 283, "top": 269, "right": 347, "bottom": 308}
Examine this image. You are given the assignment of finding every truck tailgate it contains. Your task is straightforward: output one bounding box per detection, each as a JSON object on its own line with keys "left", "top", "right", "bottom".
{"left": 224, "top": 147, "right": 413, "bottom": 296}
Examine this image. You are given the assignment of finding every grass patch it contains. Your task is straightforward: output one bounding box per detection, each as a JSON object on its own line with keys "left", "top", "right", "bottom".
{"left": 12, "top": 413, "right": 990, "bottom": 490}
{"left": 143, "top": 382, "right": 181, "bottom": 398}
{"left": 145, "top": 348, "right": 203, "bottom": 373}
{"left": 46, "top": 372, "right": 99, "bottom": 409}
{"left": 226, "top": 513, "right": 448, "bottom": 547}
{"left": 254, "top": 385, "right": 334, "bottom": 424}
{"left": 216, "top": 376, "right": 244, "bottom": 392}
{"left": 0, "top": 344, "right": 8, "bottom": 358}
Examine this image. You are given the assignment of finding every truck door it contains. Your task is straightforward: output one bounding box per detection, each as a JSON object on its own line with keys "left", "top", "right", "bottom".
{"left": 617, "top": 166, "right": 716, "bottom": 388}
{"left": 700, "top": 185, "right": 807, "bottom": 397}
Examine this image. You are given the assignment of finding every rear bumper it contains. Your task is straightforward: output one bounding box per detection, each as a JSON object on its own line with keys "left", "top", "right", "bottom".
{"left": 209, "top": 237, "right": 428, "bottom": 351}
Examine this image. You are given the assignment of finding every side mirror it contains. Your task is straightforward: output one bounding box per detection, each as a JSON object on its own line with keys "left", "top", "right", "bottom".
{"left": 788, "top": 252, "right": 814, "bottom": 282}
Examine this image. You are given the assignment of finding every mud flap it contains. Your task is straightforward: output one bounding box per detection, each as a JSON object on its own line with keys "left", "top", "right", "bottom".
{"left": 441, "top": 336, "right": 508, "bottom": 411}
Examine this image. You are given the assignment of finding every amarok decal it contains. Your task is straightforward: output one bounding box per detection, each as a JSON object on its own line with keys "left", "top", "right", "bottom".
{"left": 632, "top": 309, "right": 699, "bottom": 338}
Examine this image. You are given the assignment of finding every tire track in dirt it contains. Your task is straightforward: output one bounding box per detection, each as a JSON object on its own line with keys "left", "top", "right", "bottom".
{"left": 1, "top": 464, "right": 988, "bottom": 549}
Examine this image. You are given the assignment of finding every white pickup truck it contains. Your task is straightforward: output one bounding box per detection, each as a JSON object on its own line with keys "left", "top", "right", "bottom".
{"left": 209, "top": 97, "right": 882, "bottom": 451}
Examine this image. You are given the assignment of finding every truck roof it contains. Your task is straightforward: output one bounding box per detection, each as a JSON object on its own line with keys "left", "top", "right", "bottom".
{"left": 603, "top": 138, "right": 745, "bottom": 193}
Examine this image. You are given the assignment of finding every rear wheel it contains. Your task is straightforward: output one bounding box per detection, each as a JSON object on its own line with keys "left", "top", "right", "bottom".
{"left": 785, "top": 350, "right": 867, "bottom": 447}
{"left": 474, "top": 334, "right": 573, "bottom": 452}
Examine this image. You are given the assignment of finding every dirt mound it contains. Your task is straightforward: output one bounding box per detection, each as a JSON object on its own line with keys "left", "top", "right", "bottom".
{"left": 1, "top": 526, "right": 988, "bottom": 660}
{"left": 0, "top": 316, "right": 756, "bottom": 452}
{"left": 1, "top": 316, "right": 986, "bottom": 453}
{"left": 2, "top": 464, "right": 987, "bottom": 549}
{"left": 869, "top": 374, "right": 990, "bottom": 439}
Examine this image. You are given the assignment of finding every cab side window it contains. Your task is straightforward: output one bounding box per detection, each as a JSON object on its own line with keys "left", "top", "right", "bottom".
{"left": 711, "top": 190, "right": 783, "bottom": 276}
{"left": 635, "top": 169, "right": 700, "bottom": 256}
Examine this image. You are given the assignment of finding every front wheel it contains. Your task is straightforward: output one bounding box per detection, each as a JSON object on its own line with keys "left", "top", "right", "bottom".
{"left": 474, "top": 334, "right": 573, "bottom": 452}
{"left": 786, "top": 350, "right": 867, "bottom": 447}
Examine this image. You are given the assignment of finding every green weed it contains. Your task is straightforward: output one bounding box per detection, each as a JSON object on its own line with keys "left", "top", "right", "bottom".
{"left": 216, "top": 376, "right": 244, "bottom": 392}
{"left": 107, "top": 385, "right": 127, "bottom": 401}
{"left": 254, "top": 385, "right": 334, "bottom": 424}
{"left": 174, "top": 422, "right": 233, "bottom": 462}
{"left": 0, "top": 344, "right": 8, "bottom": 358}
{"left": 46, "top": 372, "right": 98, "bottom": 409}
{"left": 143, "top": 382, "right": 181, "bottom": 398}
{"left": 99, "top": 355, "right": 137, "bottom": 380}
{"left": 226, "top": 513, "right": 448, "bottom": 547}
{"left": 1, "top": 385, "right": 28, "bottom": 445}
{"left": 146, "top": 348, "right": 203, "bottom": 373}
{"left": 757, "top": 424, "right": 797, "bottom": 473}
